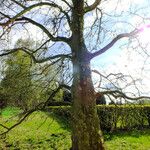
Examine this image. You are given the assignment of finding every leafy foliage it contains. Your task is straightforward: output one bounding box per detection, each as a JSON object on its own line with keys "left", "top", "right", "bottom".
{"left": 0, "top": 38, "right": 63, "bottom": 110}
{"left": 1, "top": 49, "right": 32, "bottom": 110}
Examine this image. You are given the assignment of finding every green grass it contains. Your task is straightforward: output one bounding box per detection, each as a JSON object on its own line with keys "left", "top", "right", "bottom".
{"left": 105, "top": 130, "right": 150, "bottom": 150}
{"left": 1, "top": 106, "right": 21, "bottom": 118}
{"left": 0, "top": 107, "right": 71, "bottom": 150}
{"left": 0, "top": 107, "right": 150, "bottom": 150}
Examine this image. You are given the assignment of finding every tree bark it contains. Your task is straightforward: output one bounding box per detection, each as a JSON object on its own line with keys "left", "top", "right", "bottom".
{"left": 71, "top": 57, "right": 105, "bottom": 150}
{"left": 70, "top": 1, "right": 105, "bottom": 149}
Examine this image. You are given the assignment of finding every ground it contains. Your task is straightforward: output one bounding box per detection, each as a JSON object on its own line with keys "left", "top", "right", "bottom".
{"left": 0, "top": 107, "right": 150, "bottom": 150}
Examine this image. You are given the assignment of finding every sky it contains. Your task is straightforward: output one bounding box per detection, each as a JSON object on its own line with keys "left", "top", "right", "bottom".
{"left": 89, "top": 0, "right": 150, "bottom": 97}
{"left": 0, "top": 0, "right": 150, "bottom": 98}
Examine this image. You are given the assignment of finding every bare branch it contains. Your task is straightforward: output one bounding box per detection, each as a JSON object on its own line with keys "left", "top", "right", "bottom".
{"left": 0, "top": 84, "right": 66, "bottom": 135}
{"left": 0, "top": 2, "right": 71, "bottom": 33}
{"left": 61, "top": 0, "right": 72, "bottom": 8}
{"left": 0, "top": 109, "right": 36, "bottom": 135}
{"left": 0, "top": 12, "right": 11, "bottom": 19}
{"left": 90, "top": 30, "right": 138, "bottom": 59}
{"left": 11, "top": 0, "right": 27, "bottom": 9}
{"left": 0, "top": 124, "right": 9, "bottom": 130}
{"left": 0, "top": 48, "right": 19, "bottom": 56}
{"left": 16, "top": 17, "right": 71, "bottom": 43}
{"left": 0, "top": 47, "right": 72, "bottom": 63}
{"left": 101, "top": 90, "right": 150, "bottom": 101}
{"left": 60, "top": 84, "right": 71, "bottom": 91}
{"left": 84, "top": 0, "right": 101, "bottom": 13}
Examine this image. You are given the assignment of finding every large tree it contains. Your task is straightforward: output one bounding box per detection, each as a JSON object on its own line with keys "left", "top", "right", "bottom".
{"left": 0, "top": 0, "right": 150, "bottom": 149}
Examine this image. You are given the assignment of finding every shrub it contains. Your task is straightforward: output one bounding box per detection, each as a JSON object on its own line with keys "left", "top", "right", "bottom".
{"left": 0, "top": 93, "right": 7, "bottom": 109}
{"left": 47, "top": 105, "right": 150, "bottom": 131}
{"left": 96, "top": 95, "right": 106, "bottom": 105}
{"left": 97, "top": 105, "right": 150, "bottom": 131}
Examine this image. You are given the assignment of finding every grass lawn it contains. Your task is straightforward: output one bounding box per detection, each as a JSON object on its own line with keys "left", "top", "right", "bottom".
{"left": 0, "top": 107, "right": 150, "bottom": 150}
{"left": 105, "top": 129, "right": 150, "bottom": 150}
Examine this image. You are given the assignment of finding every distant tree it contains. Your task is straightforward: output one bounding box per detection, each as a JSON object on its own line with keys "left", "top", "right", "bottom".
{"left": 1, "top": 39, "right": 33, "bottom": 110}
{"left": 63, "top": 89, "right": 72, "bottom": 102}
{"left": 32, "top": 62, "right": 63, "bottom": 103}
{"left": 96, "top": 95, "right": 106, "bottom": 105}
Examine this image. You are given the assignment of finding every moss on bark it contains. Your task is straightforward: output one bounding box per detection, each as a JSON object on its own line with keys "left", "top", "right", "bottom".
{"left": 71, "top": 103, "right": 105, "bottom": 150}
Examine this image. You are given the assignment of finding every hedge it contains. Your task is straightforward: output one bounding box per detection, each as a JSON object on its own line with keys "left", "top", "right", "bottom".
{"left": 47, "top": 105, "right": 150, "bottom": 131}
{"left": 97, "top": 105, "right": 150, "bottom": 131}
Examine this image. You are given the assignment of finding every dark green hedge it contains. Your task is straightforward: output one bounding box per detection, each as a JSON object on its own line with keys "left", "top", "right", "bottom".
{"left": 97, "top": 105, "right": 150, "bottom": 131}
{"left": 47, "top": 101, "right": 71, "bottom": 106}
{"left": 47, "top": 105, "right": 150, "bottom": 131}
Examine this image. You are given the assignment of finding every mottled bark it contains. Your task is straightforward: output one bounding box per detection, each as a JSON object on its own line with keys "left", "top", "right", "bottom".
{"left": 70, "top": 1, "right": 105, "bottom": 149}
{"left": 71, "top": 58, "right": 105, "bottom": 150}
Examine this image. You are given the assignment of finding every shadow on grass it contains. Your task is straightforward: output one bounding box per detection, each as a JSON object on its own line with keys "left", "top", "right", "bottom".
{"left": 44, "top": 110, "right": 71, "bottom": 132}
{"left": 104, "top": 128, "right": 150, "bottom": 141}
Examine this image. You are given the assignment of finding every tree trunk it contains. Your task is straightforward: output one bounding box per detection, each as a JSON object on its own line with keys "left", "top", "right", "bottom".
{"left": 71, "top": 51, "right": 105, "bottom": 150}
{"left": 70, "top": 1, "right": 105, "bottom": 149}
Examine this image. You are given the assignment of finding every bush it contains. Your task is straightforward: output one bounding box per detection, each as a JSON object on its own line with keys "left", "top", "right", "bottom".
{"left": 63, "top": 90, "right": 72, "bottom": 102}
{"left": 96, "top": 95, "right": 106, "bottom": 105}
{"left": 47, "top": 105, "right": 150, "bottom": 132}
{"left": 47, "top": 101, "right": 71, "bottom": 106}
{"left": 47, "top": 106, "right": 71, "bottom": 121}
{"left": 97, "top": 106, "right": 118, "bottom": 131}
{"left": 97, "top": 105, "right": 150, "bottom": 131}
{"left": 0, "top": 93, "right": 7, "bottom": 109}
